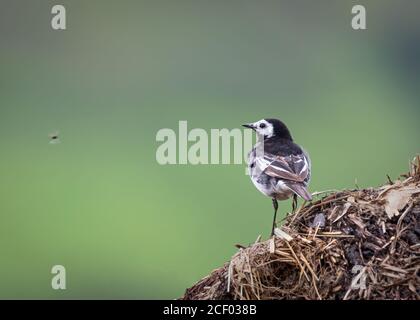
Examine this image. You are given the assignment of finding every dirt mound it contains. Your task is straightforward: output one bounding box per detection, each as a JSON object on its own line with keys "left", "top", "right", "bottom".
{"left": 182, "top": 156, "right": 420, "bottom": 300}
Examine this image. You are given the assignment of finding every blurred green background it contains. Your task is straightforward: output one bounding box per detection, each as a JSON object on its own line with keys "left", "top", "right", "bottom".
{"left": 0, "top": 0, "right": 419, "bottom": 299}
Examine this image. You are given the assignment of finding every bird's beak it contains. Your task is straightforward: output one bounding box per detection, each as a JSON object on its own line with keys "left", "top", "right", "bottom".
{"left": 242, "top": 123, "right": 255, "bottom": 129}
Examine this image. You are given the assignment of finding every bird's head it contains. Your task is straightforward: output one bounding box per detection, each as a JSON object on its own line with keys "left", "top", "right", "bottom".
{"left": 242, "top": 118, "right": 293, "bottom": 141}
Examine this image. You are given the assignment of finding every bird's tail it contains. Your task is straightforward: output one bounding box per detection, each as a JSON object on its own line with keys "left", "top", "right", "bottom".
{"left": 286, "top": 183, "right": 312, "bottom": 201}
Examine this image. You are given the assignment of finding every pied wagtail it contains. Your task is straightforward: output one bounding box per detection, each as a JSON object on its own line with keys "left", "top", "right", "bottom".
{"left": 243, "top": 118, "right": 312, "bottom": 236}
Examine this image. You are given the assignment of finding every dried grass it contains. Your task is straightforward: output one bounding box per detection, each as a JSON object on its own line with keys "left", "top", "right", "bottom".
{"left": 182, "top": 156, "right": 420, "bottom": 300}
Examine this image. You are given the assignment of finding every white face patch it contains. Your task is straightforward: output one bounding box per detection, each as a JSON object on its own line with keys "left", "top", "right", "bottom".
{"left": 252, "top": 119, "right": 274, "bottom": 138}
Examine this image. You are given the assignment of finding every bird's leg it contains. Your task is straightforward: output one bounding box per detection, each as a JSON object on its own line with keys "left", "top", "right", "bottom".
{"left": 292, "top": 194, "right": 298, "bottom": 213}
{"left": 271, "top": 198, "right": 278, "bottom": 237}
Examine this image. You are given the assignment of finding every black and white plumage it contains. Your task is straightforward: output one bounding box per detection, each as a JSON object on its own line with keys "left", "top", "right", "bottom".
{"left": 243, "top": 118, "right": 312, "bottom": 236}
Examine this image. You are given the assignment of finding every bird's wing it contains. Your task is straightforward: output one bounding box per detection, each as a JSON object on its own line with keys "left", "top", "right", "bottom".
{"left": 256, "top": 152, "right": 310, "bottom": 183}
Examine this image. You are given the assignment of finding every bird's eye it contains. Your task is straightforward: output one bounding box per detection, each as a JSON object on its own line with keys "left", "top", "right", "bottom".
{"left": 259, "top": 123, "right": 266, "bottom": 129}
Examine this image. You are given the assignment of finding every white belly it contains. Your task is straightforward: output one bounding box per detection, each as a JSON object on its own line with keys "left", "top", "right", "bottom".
{"left": 250, "top": 175, "right": 293, "bottom": 200}
{"left": 273, "top": 180, "right": 294, "bottom": 200}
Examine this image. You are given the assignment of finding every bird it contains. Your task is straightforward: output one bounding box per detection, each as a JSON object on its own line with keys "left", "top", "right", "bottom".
{"left": 243, "top": 118, "right": 312, "bottom": 236}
